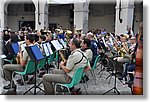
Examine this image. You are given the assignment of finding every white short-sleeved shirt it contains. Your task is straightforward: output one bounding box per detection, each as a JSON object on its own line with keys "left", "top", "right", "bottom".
{"left": 66, "top": 49, "right": 88, "bottom": 78}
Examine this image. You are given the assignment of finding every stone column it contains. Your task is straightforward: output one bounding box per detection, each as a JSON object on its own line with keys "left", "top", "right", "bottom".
{"left": 0, "top": 2, "right": 5, "bottom": 29}
{"left": 74, "top": 2, "right": 89, "bottom": 34}
{"left": 115, "top": 0, "right": 134, "bottom": 35}
{"left": 34, "top": 0, "right": 49, "bottom": 30}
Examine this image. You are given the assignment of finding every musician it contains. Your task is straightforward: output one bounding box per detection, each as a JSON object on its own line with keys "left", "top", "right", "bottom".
{"left": 86, "top": 32, "right": 98, "bottom": 66}
{"left": 43, "top": 38, "right": 91, "bottom": 95}
{"left": 81, "top": 38, "right": 93, "bottom": 65}
{"left": 3, "top": 34, "right": 35, "bottom": 92}
{"left": 118, "top": 36, "right": 136, "bottom": 64}
{"left": 38, "top": 35, "right": 46, "bottom": 53}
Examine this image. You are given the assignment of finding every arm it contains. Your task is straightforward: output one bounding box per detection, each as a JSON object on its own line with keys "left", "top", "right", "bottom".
{"left": 19, "top": 51, "right": 26, "bottom": 67}
{"left": 60, "top": 61, "right": 71, "bottom": 73}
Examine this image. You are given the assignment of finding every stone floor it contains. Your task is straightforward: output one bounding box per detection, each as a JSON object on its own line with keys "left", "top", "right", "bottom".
{"left": 0, "top": 63, "right": 132, "bottom": 95}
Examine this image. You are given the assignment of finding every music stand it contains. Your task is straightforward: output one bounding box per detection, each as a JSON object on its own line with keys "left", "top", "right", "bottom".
{"left": 51, "top": 40, "right": 63, "bottom": 69}
{"left": 42, "top": 42, "right": 53, "bottom": 73}
{"left": 10, "top": 42, "right": 19, "bottom": 55}
{"left": 102, "top": 59, "right": 120, "bottom": 95}
{"left": 5, "top": 42, "right": 20, "bottom": 64}
{"left": 24, "top": 45, "right": 44, "bottom": 95}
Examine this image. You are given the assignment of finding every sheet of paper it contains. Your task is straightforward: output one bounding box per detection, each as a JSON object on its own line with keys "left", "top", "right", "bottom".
{"left": 60, "top": 39, "right": 67, "bottom": 48}
{"left": 46, "top": 43, "right": 53, "bottom": 55}
{"left": 43, "top": 43, "right": 50, "bottom": 57}
{"left": 51, "top": 40, "right": 63, "bottom": 51}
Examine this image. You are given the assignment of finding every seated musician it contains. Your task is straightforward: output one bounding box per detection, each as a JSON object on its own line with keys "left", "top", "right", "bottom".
{"left": 81, "top": 38, "right": 93, "bottom": 66}
{"left": 42, "top": 38, "right": 91, "bottom": 95}
{"left": 86, "top": 32, "right": 98, "bottom": 66}
{"left": 113, "top": 36, "right": 136, "bottom": 80}
{"left": 38, "top": 35, "right": 46, "bottom": 53}
{"left": 3, "top": 34, "right": 35, "bottom": 92}
{"left": 114, "top": 36, "right": 136, "bottom": 64}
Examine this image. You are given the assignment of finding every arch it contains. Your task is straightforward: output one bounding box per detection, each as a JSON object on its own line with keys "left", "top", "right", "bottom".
{"left": 4, "top": 0, "right": 36, "bottom": 31}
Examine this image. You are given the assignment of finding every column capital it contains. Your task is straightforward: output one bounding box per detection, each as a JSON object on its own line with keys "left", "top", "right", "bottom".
{"left": 74, "top": 9, "right": 89, "bottom": 12}
{"left": 115, "top": 5, "right": 134, "bottom": 10}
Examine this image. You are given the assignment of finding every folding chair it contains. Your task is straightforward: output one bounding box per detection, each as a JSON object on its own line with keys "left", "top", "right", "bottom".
{"left": 54, "top": 66, "right": 87, "bottom": 95}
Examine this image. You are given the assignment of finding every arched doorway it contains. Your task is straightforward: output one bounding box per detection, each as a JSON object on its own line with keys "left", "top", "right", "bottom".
{"left": 4, "top": 0, "right": 35, "bottom": 31}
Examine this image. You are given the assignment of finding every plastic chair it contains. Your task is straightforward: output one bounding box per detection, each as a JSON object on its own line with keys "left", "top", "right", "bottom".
{"left": 89, "top": 55, "right": 101, "bottom": 85}
{"left": 54, "top": 66, "right": 87, "bottom": 95}
{"left": 37, "top": 56, "right": 46, "bottom": 69}
{"left": 11, "top": 59, "right": 45, "bottom": 94}
{"left": 11, "top": 60, "right": 36, "bottom": 92}
{"left": 47, "top": 51, "right": 58, "bottom": 69}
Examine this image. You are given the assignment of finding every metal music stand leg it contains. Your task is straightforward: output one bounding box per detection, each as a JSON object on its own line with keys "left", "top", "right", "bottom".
{"left": 23, "top": 61, "right": 44, "bottom": 95}
{"left": 102, "top": 60, "right": 120, "bottom": 95}
{"left": 102, "top": 72, "right": 120, "bottom": 95}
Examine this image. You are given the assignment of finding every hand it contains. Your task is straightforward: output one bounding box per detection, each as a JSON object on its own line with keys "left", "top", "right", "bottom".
{"left": 59, "top": 61, "right": 65, "bottom": 68}
{"left": 17, "top": 52, "right": 20, "bottom": 58}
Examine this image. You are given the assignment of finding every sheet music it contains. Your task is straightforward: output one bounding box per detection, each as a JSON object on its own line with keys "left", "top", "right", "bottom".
{"left": 21, "top": 43, "right": 26, "bottom": 52}
{"left": 46, "top": 43, "right": 53, "bottom": 55}
{"left": 43, "top": 43, "right": 50, "bottom": 57}
{"left": 60, "top": 39, "right": 67, "bottom": 48}
{"left": 109, "top": 37, "right": 113, "bottom": 46}
{"left": 102, "top": 37, "right": 108, "bottom": 47}
{"left": 51, "top": 40, "right": 63, "bottom": 51}
{"left": 42, "top": 42, "right": 53, "bottom": 57}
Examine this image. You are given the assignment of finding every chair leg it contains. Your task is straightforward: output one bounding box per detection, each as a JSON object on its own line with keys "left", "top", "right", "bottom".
{"left": 82, "top": 83, "right": 88, "bottom": 95}
{"left": 20, "top": 75, "right": 28, "bottom": 91}
{"left": 90, "top": 70, "right": 97, "bottom": 85}
{"left": 54, "top": 84, "right": 71, "bottom": 95}
{"left": 11, "top": 72, "right": 15, "bottom": 89}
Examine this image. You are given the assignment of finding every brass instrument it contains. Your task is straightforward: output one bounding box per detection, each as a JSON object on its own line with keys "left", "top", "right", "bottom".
{"left": 16, "top": 56, "right": 20, "bottom": 64}
{"left": 110, "top": 33, "right": 127, "bottom": 57}
{"left": 59, "top": 49, "right": 67, "bottom": 63}
{"left": 116, "top": 42, "right": 127, "bottom": 57}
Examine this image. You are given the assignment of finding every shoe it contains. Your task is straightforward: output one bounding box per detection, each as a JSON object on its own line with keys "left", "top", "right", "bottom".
{"left": 16, "top": 79, "right": 24, "bottom": 85}
{"left": 16, "top": 75, "right": 28, "bottom": 85}
{"left": 80, "top": 75, "right": 89, "bottom": 83}
{"left": 39, "top": 71, "right": 46, "bottom": 78}
{"left": 84, "top": 75, "right": 89, "bottom": 81}
{"left": 27, "top": 77, "right": 35, "bottom": 84}
{"left": 3, "top": 84, "right": 16, "bottom": 90}
{"left": 117, "top": 73, "right": 123, "bottom": 80}
{"left": 4, "top": 89, "right": 17, "bottom": 95}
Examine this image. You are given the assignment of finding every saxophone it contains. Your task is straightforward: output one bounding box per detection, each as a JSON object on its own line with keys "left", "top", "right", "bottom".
{"left": 117, "top": 42, "right": 127, "bottom": 57}
{"left": 59, "top": 49, "right": 67, "bottom": 63}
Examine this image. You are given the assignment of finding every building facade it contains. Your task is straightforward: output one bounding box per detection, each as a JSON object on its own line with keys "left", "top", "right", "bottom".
{"left": 0, "top": 0, "right": 143, "bottom": 35}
